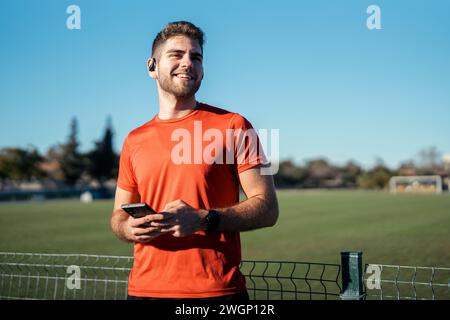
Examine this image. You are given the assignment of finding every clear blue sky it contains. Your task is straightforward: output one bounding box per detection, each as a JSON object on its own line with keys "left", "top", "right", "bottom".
{"left": 1, "top": 0, "right": 449, "bottom": 169}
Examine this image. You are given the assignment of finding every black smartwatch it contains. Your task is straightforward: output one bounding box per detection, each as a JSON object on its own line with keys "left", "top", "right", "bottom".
{"left": 204, "top": 210, "right": 220, "bottom": 232}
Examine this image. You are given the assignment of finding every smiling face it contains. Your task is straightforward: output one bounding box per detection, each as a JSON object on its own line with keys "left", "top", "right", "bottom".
{"left": 151, "top": 35, "right": 204, "bottom": 99}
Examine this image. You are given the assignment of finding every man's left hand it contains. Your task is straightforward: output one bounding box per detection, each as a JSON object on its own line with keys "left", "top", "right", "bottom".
{"left": 155, "top": 200, "right": 208, "bottom": 237}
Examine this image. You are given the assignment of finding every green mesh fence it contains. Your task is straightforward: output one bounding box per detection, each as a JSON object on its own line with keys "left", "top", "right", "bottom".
{"left": 1, "top": 252, "right": 448, "bottom": 300}
{"left": 363, "top": 264, "right": 450, "bottom": 300}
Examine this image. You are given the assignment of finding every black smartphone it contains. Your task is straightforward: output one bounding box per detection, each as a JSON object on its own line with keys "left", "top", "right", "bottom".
{"left": 121, "top": 202, "right": 156, "bottom": 219}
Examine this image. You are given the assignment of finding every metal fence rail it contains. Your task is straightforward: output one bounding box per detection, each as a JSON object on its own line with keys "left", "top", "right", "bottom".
{"left": 364, "top": 264, "right": 450, "bottom": 300}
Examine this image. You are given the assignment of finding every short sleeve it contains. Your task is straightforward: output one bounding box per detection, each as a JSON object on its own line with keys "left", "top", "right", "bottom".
{"left": 117, "top": 136, "right": 138, "bottom": 193}
{"left": 229, "top": 113, "right": 269, "bottom": 174}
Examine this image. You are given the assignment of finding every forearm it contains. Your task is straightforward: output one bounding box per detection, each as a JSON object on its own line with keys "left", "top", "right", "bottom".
{"left": 110, "top": 210, "right": 132, "bottom": 243}
{"left": 215, "top": 193, "right": 279, "bottom": 232}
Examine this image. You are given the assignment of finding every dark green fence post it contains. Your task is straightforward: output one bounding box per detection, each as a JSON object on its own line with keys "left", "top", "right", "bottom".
{"left": 340, "top": 251, "right": 365, "bottom": 300}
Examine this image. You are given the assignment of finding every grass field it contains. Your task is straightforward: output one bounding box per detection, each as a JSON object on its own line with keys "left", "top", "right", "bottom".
{"left": 0, "top": 190, "right": 449, "bottom": 267}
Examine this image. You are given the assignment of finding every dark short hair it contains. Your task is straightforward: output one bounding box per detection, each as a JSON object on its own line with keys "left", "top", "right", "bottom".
{"left": 151, "top": 21, "right": 205, "bottom": 58}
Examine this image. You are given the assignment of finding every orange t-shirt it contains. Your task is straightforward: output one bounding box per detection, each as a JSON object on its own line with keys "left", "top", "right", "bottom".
{"left": 117, "top": 103, "right": 266, "bottom": 298}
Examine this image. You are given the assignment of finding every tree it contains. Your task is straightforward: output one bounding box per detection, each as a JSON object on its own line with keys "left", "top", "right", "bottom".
{"left": 0, "top": 147, "right": 46, "bottom": 188}
{"left": 274, "top": 160, "right": 307, "bottom": 188}
{"left": 59, "top": 117, "right": 85, "bottom": 187}
{"left": 357, "top": 159, "right": 392, "bottom": 190}
{"left": 397, "top": 160, "right": 417, "bottom": 176}
{"left": 87, "top": 116, "right": 119, "bottom": 186}
{"left": 340, "top": 161, "right": 362, "bottom": 187}
{"left": 304, "top": 158, "right": 337, "bottom": 188}
{"left": 416, "top": 146, "right": 442, "bottom": 175}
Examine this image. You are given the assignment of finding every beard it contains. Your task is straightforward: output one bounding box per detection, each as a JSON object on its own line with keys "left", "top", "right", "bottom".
{"left": 158, "top": 72, "right": 202, "bottom": 99}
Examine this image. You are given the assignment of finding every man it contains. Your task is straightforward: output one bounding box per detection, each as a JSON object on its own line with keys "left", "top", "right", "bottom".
{"left": 110, "top": 21, "right": 279, "bottom": 300}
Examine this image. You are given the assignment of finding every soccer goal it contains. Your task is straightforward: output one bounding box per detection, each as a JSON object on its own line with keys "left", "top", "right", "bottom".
{"left": 389, "top": 175, "right": 443, "bottom": 194}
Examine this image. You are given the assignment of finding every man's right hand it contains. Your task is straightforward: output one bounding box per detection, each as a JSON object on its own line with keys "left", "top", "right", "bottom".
{"left": 121, "top": 213, "right": 173, "bottom": 243}
{"left": 111, "top": 187, "right": 175, "bottom": 244}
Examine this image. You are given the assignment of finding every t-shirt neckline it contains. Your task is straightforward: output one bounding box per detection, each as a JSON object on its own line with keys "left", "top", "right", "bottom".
{"left": 153, "top": 102, "right": 202, "bottom": 124}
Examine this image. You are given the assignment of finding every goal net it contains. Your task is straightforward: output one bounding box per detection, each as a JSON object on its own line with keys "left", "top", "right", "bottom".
{"left": 389, "top": 175, "right": 443, "bottom": 194}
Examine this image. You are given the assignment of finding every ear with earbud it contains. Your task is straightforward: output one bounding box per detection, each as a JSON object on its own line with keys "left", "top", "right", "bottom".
{"left": 148, "top": 58, "right": 156, "bottom": 72}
